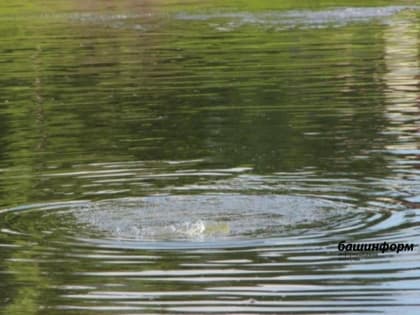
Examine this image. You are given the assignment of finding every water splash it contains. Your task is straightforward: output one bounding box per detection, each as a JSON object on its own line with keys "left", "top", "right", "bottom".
{"left": 72, "top": 194, "right": 354, "bottom": 242}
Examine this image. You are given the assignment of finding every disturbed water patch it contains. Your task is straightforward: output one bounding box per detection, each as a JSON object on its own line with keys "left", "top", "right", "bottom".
{"left": 6, "top": 5, "right": 417, "bottom": 33}
{"left": 73, "top": 195, "right": 352, "bottom": 241}
{"left": 0, "top": 194, "right": 362, "bottom": 247}
{"left": 175, "top": 6, "right": 419, "bottom": 31}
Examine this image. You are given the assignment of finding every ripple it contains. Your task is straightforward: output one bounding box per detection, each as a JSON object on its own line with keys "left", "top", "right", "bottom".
{"left": 0, "top": 193, "right": 412, "bottom": 250}
{"left": 2, "top": 195, "right": 338, "bottom": 241}
{"left": 1, "top": 193, "right": 419, "bottom": 313}
{"left": 73, "top": 195, "right": 355, "bottom": 242}
{"left": 0, "top": 2, "right": 419, "bottom": 314}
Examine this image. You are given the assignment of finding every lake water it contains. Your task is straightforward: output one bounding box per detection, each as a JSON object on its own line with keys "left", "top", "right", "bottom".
{"left": 0, "top": 1, "right": 419, "bottom": 314}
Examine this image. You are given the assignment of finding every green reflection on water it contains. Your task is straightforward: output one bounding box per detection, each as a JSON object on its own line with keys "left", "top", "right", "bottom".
{"left": 1, "top": 3, "right": 415, "bottom": 207}
{"left": 0, "top": 1, "right": 419, "bottom": 314}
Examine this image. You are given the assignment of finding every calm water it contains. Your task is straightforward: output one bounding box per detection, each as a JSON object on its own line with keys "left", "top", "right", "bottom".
{"left": 0, "top": 1, "right": 419, "bottom": 314}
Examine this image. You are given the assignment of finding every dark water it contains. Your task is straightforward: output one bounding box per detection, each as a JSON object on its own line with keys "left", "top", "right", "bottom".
{"left": 0, "top": 1, "right": 419, "bottom": 314}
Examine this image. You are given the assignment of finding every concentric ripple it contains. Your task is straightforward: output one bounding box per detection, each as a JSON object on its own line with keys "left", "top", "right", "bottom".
{"left": 0, "top": 193, "right": 419, "bottom": 314}
{"left": 73, "top": 195, "right": 353, "bottom": 241}
{"left": 0, "top": 192, "right": 416, "bottom": 250}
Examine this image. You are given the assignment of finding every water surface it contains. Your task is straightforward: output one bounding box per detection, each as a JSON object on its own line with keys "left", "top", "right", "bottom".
{"left": 0, "top": 1, "right": 419, "bottom": 314}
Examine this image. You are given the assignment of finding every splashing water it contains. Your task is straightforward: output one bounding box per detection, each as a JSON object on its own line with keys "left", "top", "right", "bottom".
{"left": 70, "top": 195, "right": 354, "bottom": 242}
